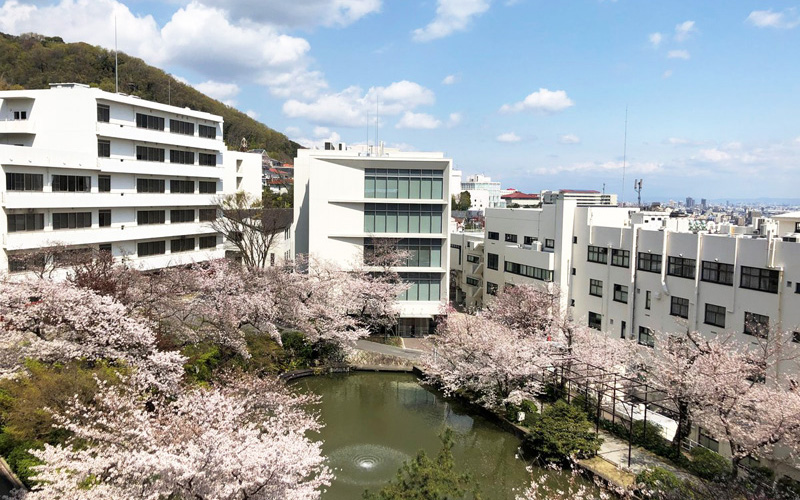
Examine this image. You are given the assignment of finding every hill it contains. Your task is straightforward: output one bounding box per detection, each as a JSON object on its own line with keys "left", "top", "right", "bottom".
{"left": 0, "top": 32, "right": 302, "bottom": 161}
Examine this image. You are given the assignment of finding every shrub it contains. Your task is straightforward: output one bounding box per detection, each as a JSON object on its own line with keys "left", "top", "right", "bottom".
{"left": 504, "top": 399, "right": 539, "bottom": 427}
{"left": 688, "top": 446, "right": 731, "bottom": 482}
{"left": 280, "top": 331, "right": 314, "bottom": 369}
{"left": 524, "top": 400, "right": 602, "bottom": 463}
{"left": 636, "top": 467, "right": 687, "bottom": 499}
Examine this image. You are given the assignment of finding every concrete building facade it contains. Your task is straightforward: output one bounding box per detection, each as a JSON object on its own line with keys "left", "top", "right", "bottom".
{"left": 1, "top": 83, "right": 261, "bottom": 274}
{"left": 294, "top": 145, "right": 451, "bottom": 335}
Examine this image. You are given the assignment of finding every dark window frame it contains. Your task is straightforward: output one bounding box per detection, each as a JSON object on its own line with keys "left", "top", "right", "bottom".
{"left": 588, "top": 312, "right": 602, "bottom": 331}
{"left": 667, "top": 256, "right": 696, "bottom": 279}
{"left": 701, "top": 261, "right": 734, "bottom": 286}
{"left": 670, "top": 296, "right": 690, "bottom": 319}
{"left": 611, "top": 249, "right": 630, "bottom": 268}
{"left": 587, "top": 245, "right": 608, "bottom": 264}
{"left": 740, "top": 266, "right": 780, "bottom": 294}
{"left": 638, "top": 252, "right": 662, "bottom": 273}
{"left": 488, "top": 231, "right": 499, "bottom": 241}
{"left": 744, "top": 312, "right": 770, "bottom": 338}
{"left": 704, "top": 303, "right": 726, "bottom": 328}
{"left": 487, "top": 253, "right": 499, "bottom": 270}
{"left": 589, "top": 279, "right": 603, "bottom": 297}
{"left": 613, "top": 284, "right": 629, "bottom": 304}
{"left": 504, "top": 233, "right": 518, "bottom": 243}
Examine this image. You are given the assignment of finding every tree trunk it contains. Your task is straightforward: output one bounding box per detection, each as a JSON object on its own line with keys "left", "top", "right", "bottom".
{"left": 671, "top": 401, "right": 690, "bottom": 456}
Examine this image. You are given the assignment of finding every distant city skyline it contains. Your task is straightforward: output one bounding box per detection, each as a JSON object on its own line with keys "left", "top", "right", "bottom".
{"left": 1, "top": 1, "right": 798, "bottom": 200}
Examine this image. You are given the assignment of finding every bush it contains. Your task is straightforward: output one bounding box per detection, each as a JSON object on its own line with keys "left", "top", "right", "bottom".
{"left": 524, "top": 400, "right": 602, "bottom": 463}
{"left": 688, "top": 446, "right": 731, "bottom": 482}
{"left": 280, "top": 331, "right": 314, "bottom": 369}
{"left": 776, "top": 476, "right": 800, "bottom": 500}
{"left": 504, "top": 399, "right": 539, "bottom": 427}
{"left": 636, "top": 467, "right": 687, "bottom": 499}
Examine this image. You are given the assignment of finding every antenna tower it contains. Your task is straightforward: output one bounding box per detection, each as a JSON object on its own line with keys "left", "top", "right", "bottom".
{"left": 634, "top": 179, "right": 643, "bottom": 208}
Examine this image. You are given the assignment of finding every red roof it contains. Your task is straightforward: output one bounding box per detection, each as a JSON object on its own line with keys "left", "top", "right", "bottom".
{"left": 502, "top": 192, "right": 539, "bottom": 200}
{"left": 559, "top": 189, "right": 601, "bottom": 194}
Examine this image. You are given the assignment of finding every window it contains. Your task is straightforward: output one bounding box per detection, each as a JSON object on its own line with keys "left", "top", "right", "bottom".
{"left": 136, "top": 146, "right": 165, "bottom": 162}
{"left": 138, "top": 240, "right": 166, "bottom": 256}
{"left": 488, "top": 231, "right": 499, "bottom": 240}
{"left": 199, "top": 181, "right": 217, "bottom": 193}
{"left": 170, "top": 150, "right": 195, "bottom": 165}
{"left": 589, "top": 279, "right": 603, "bottom": 297}
{"left": 744, "top": 312, "right": 769, "bottom": 338}
{"left": 198, "top": 153, "right": 217, "bottom": 166}
{"left": 704, "top": 303, "right": 726, "bottom": 328}
{"left": 99, "top": 243, "right": 112, "bottom": 254}
{"left": 573, "top": 236, "right": 578, "bottom": 244}
{"left": 198, "top": 124, "right": 217, "bottom": 139}
{"left": 98, "top": 209, "right": 111, "bottom": 227}
{"left": 170, "top": 119, "right": 194, "bottom": 135}
{"left": 524, "top": 236, "right": 537, "bottom": 245}
{"left": 487, "top": 253, "right": 499, "bottom": 270}
{"left": 670, "top": 296, "right": 689, "bottom": 319}
{"left": 466, "top": 276, "right": 480, "bottom": 287}
{"left": 701, "top": 261, "right": 734, "bottom": 285}
{"left": 668, "top": 256, "right": 696, "bottom": 279}
{"left": 621, "top": 321, "right": 627, "bottom": 339}
{"left": 137, "top": 210, "right": 166, "bottom": 225}
{"left": 170, "top": 180, "right": 194, "bottom": 193}
{"left": 5, "top": 173, "right": 43, "bottom": 191}
{"left": 645, "top": 290, "right": 651, "bottom": 310}
{"left": 611, "top": 249, "right": 630, "bottom": 268}
{"left": 698, "top": 427, "right": 720, "bottom": 453}
{"left": 504, "top": 233, "right": 518, "bottom": 243}
{"left": 53, "top": 212, "right": 92, "bottom": 230}
{"left": 170, "top": 209, "right": 195, "bottom": 223}
{"left": 136, "top": 113, "right": 165, "bottom": 130}
{"left": 466, "top": 254, "right": 480, "bottom": 263}
{"left": 504, "top": 261, "right": 554, "bottom": 281}
{"left": 793, "top": 332, "right": 800, "bottom": 344}
{"left": 638, "top": 327, "right": 655, "bottom": 347}
{"left": 740, "top": 266, "right": 780, "bottom": 293}
{"left": 199, "top": 235, "right": 217, "bottom": 249}
{"left": 136, "top": 178, "right": 165, "bottom": 193}
{"left": 363, "top": 168, "right": 444, "bottom": 200}
{"left": 363, "top": 204, "right": 444, "bottom": 234}
{"left": 614, "top": 284, "right": 628, "bottom": 303}
{"left": 587, "top": 245, "right": 608, "bottom": 264}
{"left": 638, "top": 252, "right": 662, "bottom": 273}
{"left": 7, "top": 213, "right": 44, "bottom": 232}
{"left": 588, "top": 312, "right": 602, "bottom": 331}
{"left": 397, "top": 272, "right": 442, "bottom": 301}
{"left": 97, "top": 139, "right": 111, "bottom": 158}
{"left": 545, "top": 239, "right": 555, "bottom": 249}
{"left": 98, "top": 175, "right": 111, "bottom": 192}
{"left": 52, "top": 175, "right": 91, "bottom": 192}
{"left": 171, "top": 237, "right": 195, "bottom": 253}
{"left": 97, "top": 104, "right": 110, "bottom": 122}
{"left": 364, "top": 238, "right": 442, "bottom": 267}
{"left": 487, "top": 282, "right": 498, "bottom": 295}
{"left": 199, "top": 208, "right": 217, "bottom": 222}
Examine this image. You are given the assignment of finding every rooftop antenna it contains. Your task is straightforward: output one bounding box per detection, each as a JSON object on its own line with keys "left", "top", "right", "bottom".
{"left": 635, "top": 179, "right": 643, "bottom": 208}
{"left": 621, "top": 105, "right": 628, "bottom": 205}
{"left": 114, "top": 16, "right": 119, "bottom": 93}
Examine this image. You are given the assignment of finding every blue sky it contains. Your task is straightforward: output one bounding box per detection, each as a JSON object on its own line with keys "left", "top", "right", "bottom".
{"left": 2, "top": 0, "right": 799, "bottom": 202}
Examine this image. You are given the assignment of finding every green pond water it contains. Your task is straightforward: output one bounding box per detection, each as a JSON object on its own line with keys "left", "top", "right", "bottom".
{"left": 294, "top": 372, "right": 574, "bottom": 499}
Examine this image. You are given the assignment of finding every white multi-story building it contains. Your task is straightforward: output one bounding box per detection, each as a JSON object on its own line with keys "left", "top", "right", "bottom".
{"left": 541, "top": 189, "right": 617, "bottom": 206}
{"left": 462, "top": 173, "right": 505, "bottom": 209}
{"left": 1, "top": 83, "right": 261, "bottom": 274}
{"left": 294, "top": 145, "right": 451, "bottom": 335}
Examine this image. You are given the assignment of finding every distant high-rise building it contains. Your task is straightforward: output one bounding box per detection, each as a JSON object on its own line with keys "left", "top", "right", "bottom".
{"left": 686, "top": 197, "right": 695, "bottom": 208}
{"left": 701, "top": 198, "right": 708, "bottom": 210}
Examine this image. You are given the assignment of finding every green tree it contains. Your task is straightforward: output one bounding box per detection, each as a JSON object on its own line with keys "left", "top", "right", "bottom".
{"left": 363, "top": 428, "right": 481, "bottom": 500}
{"left": 451, "top": 191, "right": 471, "bottom": 211}
{"left": 524, "top": 400, "right": 601, "bottom": 463}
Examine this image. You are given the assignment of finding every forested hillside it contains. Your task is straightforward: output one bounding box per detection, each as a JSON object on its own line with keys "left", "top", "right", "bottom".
{"left": 0, "top": 32, "right": 302, "bottom": 161}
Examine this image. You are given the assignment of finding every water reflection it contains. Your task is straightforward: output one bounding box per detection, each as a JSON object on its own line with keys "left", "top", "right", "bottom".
{"left": 294, "top": 372, "right": 530, "bottom": 499}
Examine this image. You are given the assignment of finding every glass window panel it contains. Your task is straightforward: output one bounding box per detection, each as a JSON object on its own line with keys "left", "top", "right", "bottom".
{"left": 420, "top": 179, "right": 432, "bottom": 199}
{"left": 409, "top": 214, "right": 420, "bottom": 233}
{"left": 409, "top": 248, "right": 419, "bottom": 266}
{"left": 376, "top": 178, "right": 387, "bottom": 198}
{"left": 430, "top": 214, "right": 442, "bottom": 233}
{"left": 419, "top": 248, "right": 431, "bottom": 267}
{"left": 375, "top": 213, "right": 386, "bottom": 232}
{"left": 398, "top": 179, "right": 409, "bottom": 198}
{"left": 407, "top": 282, "right": 419, "bottom": 300}
{"left": 364, "top": 213, "right": 374, "bottom": 232}
{"left": 387, "top": 178, "right": 398, "bottom": 198}
{"left": 398, "top": 213, "right": 408, "bottom": 232}
{"left": 430, "top": 281, "right": 440, "bottom": 301}
{"left": 386, "top": 213, "right": 398, "bottom": 232}
{"left": 420, "top": 214, "right": 431, "bottom": 233}
{"left": 410, "top": 179, "right": 421, "bottom": 198}
{"left": 418, "top": 282, "right": 430, "bottom": 301}
{"left": 431, "top": 246, "right": 441, "bottom": 267}
{"left": 365, "top": 177, "right": 375, "bottom": 197}
{"left": 431, "top": 179, "right": 443, "bottom": 199}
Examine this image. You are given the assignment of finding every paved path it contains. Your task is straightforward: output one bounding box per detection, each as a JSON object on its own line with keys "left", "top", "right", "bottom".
{"left": 400, "top": 337, "right": 433, "bottom": 352}
{"left": 596, "top": 430, "right": 693, "bottom": 480}
{"left": 355, "top": 339, "right": 423, "bottom": 361}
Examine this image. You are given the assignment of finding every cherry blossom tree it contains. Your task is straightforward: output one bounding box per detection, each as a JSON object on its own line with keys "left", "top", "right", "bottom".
{"left": 423, "top": 311, "right": 556, "bottom": 409}
{"left": 14, "top": 374, "right": 332, "bottom": 500}
{"left": 0, "top": 279, "right": 185, "bottom": 393}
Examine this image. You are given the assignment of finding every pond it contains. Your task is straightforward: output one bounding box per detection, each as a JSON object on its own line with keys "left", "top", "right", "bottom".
{"left": 293, "top": 371, "right": 575, "bottom": 499}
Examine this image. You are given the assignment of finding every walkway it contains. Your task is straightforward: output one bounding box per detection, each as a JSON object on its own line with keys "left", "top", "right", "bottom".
{"left": 593, "top": 430, "right": 693, "bottom": 481}
{"left": 354, "top": 339, "right": 424, "bottom": 361}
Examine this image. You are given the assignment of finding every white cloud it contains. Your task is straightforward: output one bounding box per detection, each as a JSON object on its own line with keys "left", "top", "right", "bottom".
{"left": 532, "top": 160, "right": 662, "bottom": 176}
{"left": 282, "top": 80, "right": 436, "bottom": 127}
{"left": 294, "top": 131, "right": 342, "bottom": 150}
{"left": 500, "top": 88, "right": 574, "bottom": 114}
{"left": 794, "top": 136, "right": 800, "bottom": 144}
{"left": 313, "top": 126, "right": 332, "bottom": 138}
{"left": 667, "top": 137, "right": 690, "bottom": 145}
{"left": 284, "top": 126, "right": 302, "bottom": 137}
{"left": 193, "top": 81, "right": 240, "bottom": 103}
{"left": 447, "top": 112, "right": 463, "bottom": 127}
{"left": 396, "top": 112, "right": 442, "bottom": 129}
{"left": 497, "top": 132, "right": 521, "bottom": 143}
{"left": 674, "top": 20, "right": 696, "bottom": 42}
{"left": 204, "top": 0, "right": 382, "bottom": 28}
{"left": 696, "top": 148, "right": 731, "bottom": 163}
{"left": 412, "top": 0, "right": 491, "bottom": 42}
{"left": 648, "top": 32, "right": 663, "bottom": 47}
{"left": 559, "top": 134, "right": 580, "bottom": 144}
{"left": 442, "top": 74, "right": 459, "bottom": 85}
{"left": 662, "top": 69, "right": 673, "bottom": 79}
{"left": 747, "top": 9, "right": 800, "bottom": 29}
{"left": 667, "top": 50, "right": 690, "bottom": 60}
{"left": 245, "top": 110, "right": 259, "bottom": 119}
